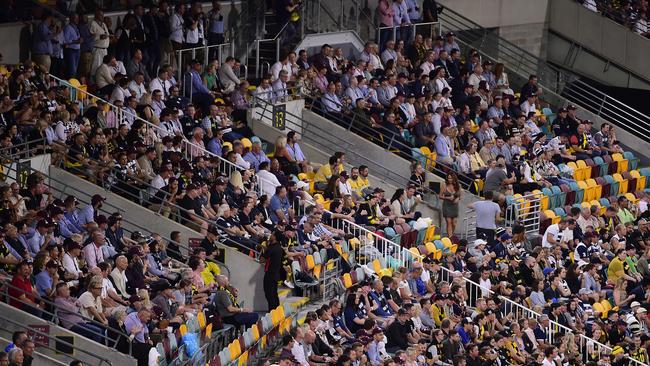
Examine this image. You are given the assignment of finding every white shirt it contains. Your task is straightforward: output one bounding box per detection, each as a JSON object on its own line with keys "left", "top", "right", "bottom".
{"left": 149, "top": 78, "right": 172, "bottom": 99}
{"left": 338, "top": 180, "right": 353, "bottom": 196}
{"left": 62, "top": 252, "right": 81, "bottom": 279}
{"left": 150, "top": 174, "right": 168, "bottom": 195}
{"left": 291, "top": 341, "right": 310, "bottom": 366}
{"left": 270, "top": 62, "right": 292, "bottom": 81}
{"left": 170, "top": 13, "right": 185, "bottom": 43}
{"left": 110, "top": 86, "right": 131, "bottom": 103}
{"left": 128, "top": 80, "right": 147, "bottom": 101}
{"left": 257, "top": 169, "right": 281, "bottom": 198}
{"left": 542, "top": 223, "right": 562, "bottom": 248}
{"left": 420, "top": 61, "right": 434, "bottom": 76}
{"left": 479, "top": 277, "right": 491, "bottom": 297}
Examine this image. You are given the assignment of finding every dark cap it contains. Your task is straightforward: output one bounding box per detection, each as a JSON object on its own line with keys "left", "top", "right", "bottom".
{"left": 64, "top": 238, "right": 82, "bottom": 251}
{"left": 185, "top": 183, "right": 198, "bottom": 191}
{"left": 50, "top": 207, "right": 64, "bottom": 216}
{"left": 397, "top": 72, "right": 407, "bottom": 79}
{"left": 91, "top": 194, "right": 106, "bottom": 205}
{"left": 396, "top": 91, "right": 406, "bottom": 97}
{"left": 340, "top": 171, "right": 349, "bottom": 179}
{"left": 159, "top": 280, "right": 173, "bottom": 291}
{"left": 583, "top": 119, "right": 594, "bottom": 124}
{"left": 128, "top": 246, "right": 144, "bottom": 257}
{"left": 373, "top": 187, "right": 385, "bottom": 193}
{"left": 364, "top": 193, "right": 376, "bottom": 201}
{"left": 559, "top": 107, "right": 567, "bottom": 113}
{"left": 46, "top": 259, "right": 58, "bottom": 268}
{"left": 398, "top": 308, "right": 409, "bottom": 316}
{"left": 64, "top": 195, "right": 78, "bottom": 205}
{"left": 567, "top": 104, "right": 577, "bottom": 110}
{"left": 52, "top": 198, "right": 65, "bottom": 207}
{"left": 445, "top": 31, "right": 455, "bottom": 37}
{"left": 215, "top": 177, "right": 227, "bottom": 185}
{"left": 207, "top": 225, "right": 220, "bottom": 235}
{"left": 372, "top": 328, "right": 383, "bottom": 335}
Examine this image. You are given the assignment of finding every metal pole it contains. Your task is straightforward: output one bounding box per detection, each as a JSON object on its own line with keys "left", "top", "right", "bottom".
{"left": 177, "top": 50, "right": 182, "bottom": 81}
{"left": 256, "top": 41, "right": 260, "bottom": 79}
{"left": 340, "top": 0, "right": 344, "bottom": 30}
{"left": 203, "top": 45, "right": 209, "bottom": 66}
{"left": 276, "top": 37, "right": 281, "bottom": 63}
{"left": 317, "top": 3, "right": 321, "bottom": 33}
{"left": 355, "top": 0, "right": 359, "bottom": 34}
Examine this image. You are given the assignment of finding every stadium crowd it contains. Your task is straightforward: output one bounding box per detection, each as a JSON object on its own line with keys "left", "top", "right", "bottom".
{"left": 0, "top": 0, "right": 650, "bottom": 366}
{"left": 580, "top": 0, "right": 650, "bottom": 38}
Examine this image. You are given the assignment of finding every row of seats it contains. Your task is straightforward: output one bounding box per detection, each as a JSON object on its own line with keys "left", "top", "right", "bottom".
{"left": 540, "top": 172, "right": 649, "bottom": 211}
{"left": 562, "top": 153, "right": 639, "bottom": 181}
{"left": 390, "top": 224, "right": 441, "bottom": 248}
{"left": 539, "top": 190, "right": 647, "bottom": 232}
{"left": 216, "top": 305, "right": 301, "bottom": 366}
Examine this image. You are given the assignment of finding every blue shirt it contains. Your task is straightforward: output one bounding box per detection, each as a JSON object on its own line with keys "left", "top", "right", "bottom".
{"left": 65, "top": 209, "right": 84, "bottom": 232}
{"left": 321, "top": 93, "right": 342, "bottom": 113}
{"left": 27, "top": 231, "right": 44, "bottom": 257}
{"left": 77, "top": 205, "right": 95, "bottom": 226}
{"left": 124, "top": 312, "right": 149, "bottom": 343}
{"left": 35, "top": 270, "right": 53, "bottom": 297}
{"left": 269, "top": 194, "right": 290, "bottom": 224}
{"left": 63, "top": 23, "right": 81, "bottom": 50}
{"left": 243, "top": 151, "right": 270, "bottom": 171}
{"left": 405, "top": 0, "right": 421, "bottom": 20}
{"left": 190, "top": 70, "right": 211, "bottom": 95}
{"left": 207, "top": 138, "right": 222, "bottom": 156}
{"left": 208, "top": 10, "right": 225, "bottom": 34}
{"left": 33, "top": 21, "right": 53, "bottom": 55}
{"left": 457, "top": 326, "right": 471, "bottom": 345}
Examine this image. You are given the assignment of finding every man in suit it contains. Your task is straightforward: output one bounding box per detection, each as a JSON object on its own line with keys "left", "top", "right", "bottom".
{"left": 187, "top": 60, "right": 215, "bottom": 113}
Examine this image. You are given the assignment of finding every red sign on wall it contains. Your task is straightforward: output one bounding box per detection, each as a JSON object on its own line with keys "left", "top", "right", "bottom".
{"left": 28, "top": 325, "right": 50, "bottom": 347}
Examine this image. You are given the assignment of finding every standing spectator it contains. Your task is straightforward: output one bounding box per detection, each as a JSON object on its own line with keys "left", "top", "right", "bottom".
{"left": 90, "top": 10, "right": 110, "bottom": 75}
{"left": 32, "top": 14, "right": 54, "bottom": 73}
{"left": 124, "top": 308, "right": 153, "bottom": 365}
{"left": 207, "top": 1, "right": 225, "bottom": 60}
{"left": 263, "top": 232, "right": 284, "bottom": 310}
{"left": 439, "top": 173, "right": 461, "bottom": 238}
{"left": 468, "top": 191, "right": 501, "bottom": 242}
{"left": 376, "top": 0, "right": 395, "bottom": 49}
{"left": 63, "top": 14, "right": 82, "bottom": 79}
{"left": 169, "top": 4, "right": 186, "bottom": 52}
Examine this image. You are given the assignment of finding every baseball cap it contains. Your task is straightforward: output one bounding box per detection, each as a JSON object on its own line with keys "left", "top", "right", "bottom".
{"left": 364, "top": 193, "right": 375, "bottom": 201}
{"left": 64, "top": 195, "right": 78, "bottom": 205}
{"left": 637, "top": 307, "right": 647, "bottom": 315}
{"left": 296, "top": 180, "right": 309, "bottom": 190}
{"left": 631, "top": 301, "right": 641, "bottom": 308}
{"left": 500, "top": 233, "right": 512, "bottom": 241}
{"left": 473, "top": 238, "right": 487, "bottom": 246}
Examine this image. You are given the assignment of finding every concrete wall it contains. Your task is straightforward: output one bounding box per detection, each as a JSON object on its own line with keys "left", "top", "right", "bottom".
{"left": 548, "top": 0, "right": 650, "bottom": 82}
{"left": 437, "top": 0, "right": 549, "bottom": 57}
{"left": 48, "top": 167, "right": 268, "bottom": 312}
{"left": 0, "top": 302, "right": 136, "bottom": 366}
{"left": 546, "top": 32, "right": 650, "bottom": 90}
{"left": 0, "top": 336, "right": 66, "bottom": 366}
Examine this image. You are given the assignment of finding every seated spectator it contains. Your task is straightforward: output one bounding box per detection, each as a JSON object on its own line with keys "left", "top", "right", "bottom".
{"left": 214, "top": 275, "right": 258, "bottom": 327}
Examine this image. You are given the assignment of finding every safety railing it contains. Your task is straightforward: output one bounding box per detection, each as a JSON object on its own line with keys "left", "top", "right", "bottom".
{"left": 438, "top": 4, "right": 650, "bottom": 150}
{"left": 253, "top": 87, "right": 474, "bottom": 193}
{"left": 504, "top": 191, "right": 542, "bottom": 235}
{"left": 175, "top": 42, "right": 235, "bottom": 83}
{"left": 47, "top": 74, "right": 247, "bottom": 179}
{"left": 561, "top": 79, "right": 650, "bottom": 141}
{"left": 433, "top": 254, "right": 648, "bottom": 366}
{"left": 0, "top": 310, "right": 116, "bottom": 366}
{"left": 250, "top": 21, "right": 291, "bottom": 79}
{"left": 61, "top": 154, "right": 264, "bottom": 259}
{"left": 0, "top": 137, "right": 48, "bottom": 161}
{"left": 376, "top": 22, "right": 441, "bottom": 46}
{"left": 0, "top": 281, "right": 133, "bottom": 358}
{"left": 577, "top": 0, "right": 642, "bottom": 33}
{"left": 460, "top": 208, "right": 476, "bottom": 241}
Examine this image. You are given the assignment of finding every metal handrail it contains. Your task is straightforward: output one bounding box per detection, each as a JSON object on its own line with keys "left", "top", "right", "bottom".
{"left": 175, "top": 42, "right": 235, "bottom": 82}
{"left": 0, "top": 310, "right": 114, "bottom": 366}
{"left": 0, "top": 137, "right": 48, "bottom": 161}
{"left": 254, "top": 87, "right": 476, "bottom": 192}
{"left": 47, "top": 74, "right": 246, "bottom": 177}
{"left": 61, "top": 155, "right": 263, "bottom": 259}
{"left": 0, "top": 281, "right": 131, "bottom": 355}
{"left": 438, "top": 3, "right": 650, "bottom": 145}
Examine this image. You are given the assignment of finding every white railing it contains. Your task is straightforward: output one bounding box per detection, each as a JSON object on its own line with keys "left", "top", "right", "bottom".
{"left": 505, "top": 191, "right": 543, "bottom": 235}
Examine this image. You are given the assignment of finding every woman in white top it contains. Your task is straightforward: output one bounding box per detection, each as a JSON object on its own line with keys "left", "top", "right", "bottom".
{"left": 430, "top": 67, "right": 451, "bottom": 94}
{"left": 493, "top": 63, "right": 514, "bottom": 96}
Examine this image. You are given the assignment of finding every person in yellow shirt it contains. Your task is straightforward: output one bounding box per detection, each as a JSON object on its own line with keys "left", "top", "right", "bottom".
{"left": 349, "top": 165, "right": 370, "bottom": 198}
{"left": 314, "top": 155, "right": 343, "bottom": 190}
{"left": 607, "top": 248, "right": 635, "bottom": 284}
{"left": 193, "top": 247, "right": 221, "bottom": 286}
{"left": 429, "top": 293, "right": 447, "bottom": 327}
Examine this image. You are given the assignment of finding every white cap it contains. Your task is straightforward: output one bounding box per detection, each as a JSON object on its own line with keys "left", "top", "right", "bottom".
{"left": 296, "top": 180, "right": 309, "bottom": 190}
{"left": 631, "top": 301, "right": 641, "bottom": 308}
{"left": 473, "top": 238, "right": 487, "bottom": 246}
{"left": 636, "top": 307, "right": 647, "bottom": 315}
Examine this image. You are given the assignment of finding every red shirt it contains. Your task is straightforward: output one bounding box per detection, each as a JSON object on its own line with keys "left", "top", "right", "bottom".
{"left": 8, "top": 275, "right": 34, "bottom": 309}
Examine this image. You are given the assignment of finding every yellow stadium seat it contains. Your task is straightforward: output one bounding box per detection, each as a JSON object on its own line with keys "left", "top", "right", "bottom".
{"left": 543, "top": 210, "right": 558, "bottom": 224}
{"left": 179, "top": 324, "right": 188, "bottom": 336}
{"left": 409, "top": 247, "right": 421, "bottom": 260}
{"left": 612, "top": 153, "right": 628, "bottom": 173}
{"left": 534, "top": 189, "right": 549, "bottom": 211}
{"left": 441, "top": 237, "right": 453, "bottom": 250}
{"left": 205, "top": 323, "right": 213, "bottom": 339}
{"left": 342, "top": 273, "right": 352, "bottom": 288}
{"left": 625, "top": 192, "right": 639, "bottom": 205}
{"left": 306, "top": 255, "right": 315, "bottom": 270}
{"left": 586, "top": 179, "right": 601, "bottom": 201}
{"left": 229, "top": 340, "right": 241, "bottom": 359}
{"left": 613, "top": 173, "right": 628, "bottom": 194}
{"left": 631, "top": 170, "right": 647, "bottom": 191}
{"left": 577, "top": 181, "right": 589, "bottom": 202}
{"left": 424, "top": 225, "right": 437, "bottom": 242}
{"left": 251, "top": 324, "right": 260, "bottom": 341}
{"left": 240, "top": 138, "right": 252, "bottom": 150}
{"left": 425, "top": 241, "right": 436, "bottom": 255}
{"left": 348, "top": 237, "right": 360, "bottom": 249}
{"left": 197, "top": 311, "right": 206, "bottom": 330}
{"left": 372, "top": 259, "right": 382, "bottom": 275}
{"left": 432, "top": 248, "right": 442, "bottom": 260}
{"left": 577, "top": 160, "right": 590, "bottom": 181}
{"left": 238, "top": 351, "right": 248, "bottom": 366}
